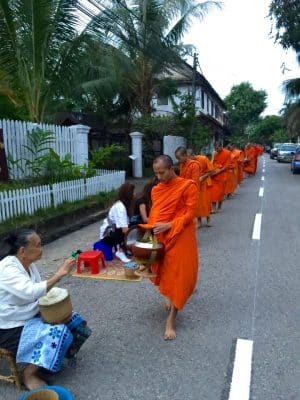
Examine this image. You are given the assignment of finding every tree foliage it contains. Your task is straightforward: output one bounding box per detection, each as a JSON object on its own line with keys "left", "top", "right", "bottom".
{"left": 247, "top": 115, "right": 283, "bottom": 144}
{"left": 0, "top": 0, "right": 93, "bottom": 121}
{"left": 224, "top": 82, "right": 267, "bottom": 136}
{"left": 87, "top": 0, "right": 221, "bottom": 117}
{"left": 269, "top": 0, "right": 300, "bottom": 101}
{"left": 269, "top": 0, "right": 300, "bottom": 52}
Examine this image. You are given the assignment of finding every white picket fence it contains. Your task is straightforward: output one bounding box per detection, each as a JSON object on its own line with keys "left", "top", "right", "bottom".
{"left": 0, "top": 119, "right": 79, "bottom": 179}
{"left": 0, "top": 170, "right": 125, "bottom": 222}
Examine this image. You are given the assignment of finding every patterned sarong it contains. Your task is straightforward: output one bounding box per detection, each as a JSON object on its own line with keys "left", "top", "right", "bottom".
{"left": 16, "top": 312, "right": 91, "bottom": 372}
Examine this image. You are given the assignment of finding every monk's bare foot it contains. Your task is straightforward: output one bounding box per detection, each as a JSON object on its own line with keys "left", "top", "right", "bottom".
{"left": 164, "top": 316, "right": 176, "bottom": 340}
{"left": 163, "top": 299, "right": 171, "bottom": 311}
{"left": 23, "top": 364, "right": 47, "bottom": 390}
{"left": 206, "top": 217, "right": 212, "bottom": 227}
{"left": 164, "top": 305, "right": 177, "bottom": 340}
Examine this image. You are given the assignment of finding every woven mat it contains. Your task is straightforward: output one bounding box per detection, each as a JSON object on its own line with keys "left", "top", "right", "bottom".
{"left": 72, "top": 259, "right": 142, "bottom": 282}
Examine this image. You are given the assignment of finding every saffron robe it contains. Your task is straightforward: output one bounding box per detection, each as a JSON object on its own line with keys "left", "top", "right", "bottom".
{"left": 225, "top": 149, "right": 239, "bottom": 195}
{"left": 179, "top": 159, "right": 201, "bottom": 218}
{"left": 195, "top": 155, "right": 214, "bottom": 217}
{"left": 140, "top": 176, "right": 199, "bottom": 310}
{"left": 237, "top": 150, "right": 245, "bottom": 184}
{"left": 209, "top": 148, "right": 231, "bottom": 202}
{"left": 243, "top": 145, "right": 256, "bottom": 174}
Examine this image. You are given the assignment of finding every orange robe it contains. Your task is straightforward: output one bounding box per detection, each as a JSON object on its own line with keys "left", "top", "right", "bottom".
{"left": 225, "top": 149, "right": 239, "bottom": 195}
{"left": 244, "top": 145, "right": 256, "bottom": 174}
{"left": 141, "top": 176, "right": 199, "bottom": 310}
{"left": 179, "top": 159, "right": 201, "bottom": 218}
{"left": 195, "top": 155, "right": 214, "bottom": 217}
{"left": 209, "top": 148, "right": 231, "bottom": 202}
{"left": 237, "top": 150, "right": 245, "bottom": 184}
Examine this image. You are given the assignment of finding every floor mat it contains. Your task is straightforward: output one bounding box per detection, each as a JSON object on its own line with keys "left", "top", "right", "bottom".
{"left": 72, "top": 259, "right": 142, "bottom": 282}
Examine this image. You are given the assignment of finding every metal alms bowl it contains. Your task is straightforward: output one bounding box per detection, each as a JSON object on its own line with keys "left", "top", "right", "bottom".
{"left": 125, "top": 226, "right": 164, "bottom": 263}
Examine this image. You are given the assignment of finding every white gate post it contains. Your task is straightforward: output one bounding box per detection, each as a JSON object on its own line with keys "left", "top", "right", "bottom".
{"left": 70, "top": 124, "right": 90, "bottom": 165}
{"left": 163, "top": 135, "right": 186, "bottom": 163}
{"left": 129, "top": 131, "right": 143, "bottom": 178}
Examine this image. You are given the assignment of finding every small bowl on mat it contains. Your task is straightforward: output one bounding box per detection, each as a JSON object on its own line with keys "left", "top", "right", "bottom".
{"left": 123, "top": 261, "right": 138, "bottom": 278}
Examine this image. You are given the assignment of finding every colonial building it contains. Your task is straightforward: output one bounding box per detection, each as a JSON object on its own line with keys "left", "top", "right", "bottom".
{"left": 153, "top": 61, "right": 229, "bottom": 142}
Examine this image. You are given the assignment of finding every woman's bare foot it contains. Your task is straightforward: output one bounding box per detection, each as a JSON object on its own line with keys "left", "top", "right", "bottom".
{"left": 23, "top": 364, "right": 47, "bottom": 390}
{"left": 164, "top": 305, "right": 178, "bottom": 340}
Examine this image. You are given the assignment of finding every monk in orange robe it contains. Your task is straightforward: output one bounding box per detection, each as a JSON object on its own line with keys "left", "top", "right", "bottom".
{"left": 187, "top": 149, "right": 215, "bottom": 227}
{"left": 244, "top": 143, "right": 256, "bottom": 175}
{"left": 225, "top": 144, "right": 239, "bottom": 196}
{"left": 175, "top": 146, "right": 201, "bottom": 225}
{"left": 140, "top": 155, "right": 198, "bottom": 340}
{"left": 209, "top": 142, "right": 231, "bottom": 212}
{"left": 237, "top": 148, "right": 245, "bottom": 184}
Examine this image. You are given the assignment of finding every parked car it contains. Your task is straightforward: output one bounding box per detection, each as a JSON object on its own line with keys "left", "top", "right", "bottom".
{"left": 265, "top": 145, "right": 271, "bottom": 153}
{"left": 270, "top": 143, "right": 282, "bottom": 159}
{"left": 277, "top": 143, "right": 297, "bottom": 163}
{"left": 291, "top": 147, "right": 300, "bottom": 173}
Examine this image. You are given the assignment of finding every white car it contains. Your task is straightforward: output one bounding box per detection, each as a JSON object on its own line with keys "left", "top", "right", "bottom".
{"left": 277, "top": 143, "right": 297, "bottom": 163}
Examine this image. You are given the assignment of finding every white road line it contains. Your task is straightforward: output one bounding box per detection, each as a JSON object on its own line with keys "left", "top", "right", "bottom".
{"left": 228, "top": 339, "right": 253, "bottom": 400}
{"left": 262, "top": 168, "right": 265, "bottom": 172}
{"left": 252, "top": 213, "right": 262, "bottom": 240}
{"left": 261, "top": 176, "right": 264, "bottom": 181}
{"left": 259, "top": 187, "right": 264, "bottom": 197}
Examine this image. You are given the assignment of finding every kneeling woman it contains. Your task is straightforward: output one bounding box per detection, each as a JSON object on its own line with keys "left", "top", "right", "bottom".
{"left": 0, "top": 229, "right": 91, "bottom": 390}
{"left": 99, "top": 182, "right": 135, "bottom": 263}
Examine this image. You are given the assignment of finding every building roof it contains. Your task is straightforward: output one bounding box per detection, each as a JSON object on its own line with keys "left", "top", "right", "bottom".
{"left": 166, "top": 61, "right": 226, "bottom": 108}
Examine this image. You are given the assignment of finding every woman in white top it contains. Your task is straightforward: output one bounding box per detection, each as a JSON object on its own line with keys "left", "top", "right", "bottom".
{"left": 99, "top": 182, "right": 135, "bottom": 263}
{"left": 0, "top": 229, "right": 90, "bottom": 390}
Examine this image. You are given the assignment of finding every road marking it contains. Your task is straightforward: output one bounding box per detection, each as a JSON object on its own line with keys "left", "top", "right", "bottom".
{"left": 262, "top": 168, "right": 265, "bottom": 172}
{"left": 261, "top": 176, "right": 264, "bottom": 181}
{"left": 228, "top": 339, "right": 253, "bottom": 400}
{"left": 259, "top": 187, "right": 264, "bottom": 197}
{"left": 252, "top": 213, "right": 262, "bottom": 240}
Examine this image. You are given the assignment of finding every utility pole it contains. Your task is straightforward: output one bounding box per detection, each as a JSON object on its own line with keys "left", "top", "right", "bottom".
{"left": 189, "top": 52, "right": 199, "bottom": 146}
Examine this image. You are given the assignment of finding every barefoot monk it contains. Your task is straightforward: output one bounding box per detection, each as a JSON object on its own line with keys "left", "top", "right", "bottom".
{"left": 140, "top": 155, "right": 199, "bottom": 340}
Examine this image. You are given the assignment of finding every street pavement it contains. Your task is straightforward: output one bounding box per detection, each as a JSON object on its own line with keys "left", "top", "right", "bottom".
{"left": 1, "top": 156, "right": 300, "bottom": 400}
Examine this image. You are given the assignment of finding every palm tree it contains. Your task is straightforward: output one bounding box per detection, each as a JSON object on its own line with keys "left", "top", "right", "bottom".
{"left": 0, "top": 0, "right": 92, "bottom": 121}
{"left": 84, "top": 0, "right": 221, "bottom": 117}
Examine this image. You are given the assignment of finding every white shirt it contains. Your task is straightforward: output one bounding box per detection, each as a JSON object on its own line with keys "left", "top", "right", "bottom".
{"left": 99, "top": 200, "right": 129, "bottom": 240}
{"left": 0, "top": 256, "right": 47, "bottom": 329}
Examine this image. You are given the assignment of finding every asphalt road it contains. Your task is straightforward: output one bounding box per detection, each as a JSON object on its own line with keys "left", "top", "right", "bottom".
{"left": 1, "top": 155, "right": 300, "bottom": 400}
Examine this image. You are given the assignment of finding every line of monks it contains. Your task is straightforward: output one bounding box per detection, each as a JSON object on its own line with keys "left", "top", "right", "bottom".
{"left": 175, "top": 142, "right": 264, "bottom": 222}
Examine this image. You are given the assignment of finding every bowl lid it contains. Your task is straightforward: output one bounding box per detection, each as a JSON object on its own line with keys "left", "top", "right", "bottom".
{"left": 125, "top": 226, "right": 146, "bottom": 246}
{"left": 39, "top": 288, "right": 69, "bottom": 306}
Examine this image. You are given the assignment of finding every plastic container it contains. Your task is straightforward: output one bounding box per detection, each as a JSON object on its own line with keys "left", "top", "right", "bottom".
{"left": 93, "top": 240, "right": 113, "bottom": 261}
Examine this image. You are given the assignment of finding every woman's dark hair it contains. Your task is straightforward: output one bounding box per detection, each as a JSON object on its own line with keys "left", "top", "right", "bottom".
{"left": 4, "top": 229, "right": 36, "bottom": 256}
{"left": 137, "top": 180, "right": 158, "bottom": 214}
{"left": 117, "top": 183, "right": 135, "bottom": 216}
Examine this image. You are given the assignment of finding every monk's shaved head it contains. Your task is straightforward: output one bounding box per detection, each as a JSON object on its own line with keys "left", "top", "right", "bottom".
{"left": 186, "top": 148, "right": 195, "bottom": 156}
{"left": 175, "top": 146, "right": 187, "bottom": 156}
{"left": 153, "top": 154, "right": 174, "bottom": 168}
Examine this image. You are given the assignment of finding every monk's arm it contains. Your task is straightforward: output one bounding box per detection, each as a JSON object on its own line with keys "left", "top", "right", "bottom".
{"left": 199, "top": 170, "right": 215, "bottom": 182}
{"left": 190, "top": 163, "right": 200, "bottom": 183}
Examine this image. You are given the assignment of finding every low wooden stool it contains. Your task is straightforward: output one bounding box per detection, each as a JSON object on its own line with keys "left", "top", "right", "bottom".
{"left": 0, "top": 348, "right": 22, "bottom": 389}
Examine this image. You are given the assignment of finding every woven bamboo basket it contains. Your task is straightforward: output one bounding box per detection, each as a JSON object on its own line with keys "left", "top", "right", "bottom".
{"left": 23, "top": 389, "right": 58, "bottom": 400}
{"left": 39, "top": 289, "right": 72, "bottom": 324}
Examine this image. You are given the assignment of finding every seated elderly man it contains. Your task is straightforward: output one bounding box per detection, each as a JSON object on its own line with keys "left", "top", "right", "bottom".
{"left": 0, "top": 229, "right": 91, "bottom": 390}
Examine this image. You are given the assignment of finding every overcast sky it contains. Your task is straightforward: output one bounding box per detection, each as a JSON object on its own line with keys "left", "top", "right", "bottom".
{"left": 183, "top": 0, "right": 299, "bottom": 116}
